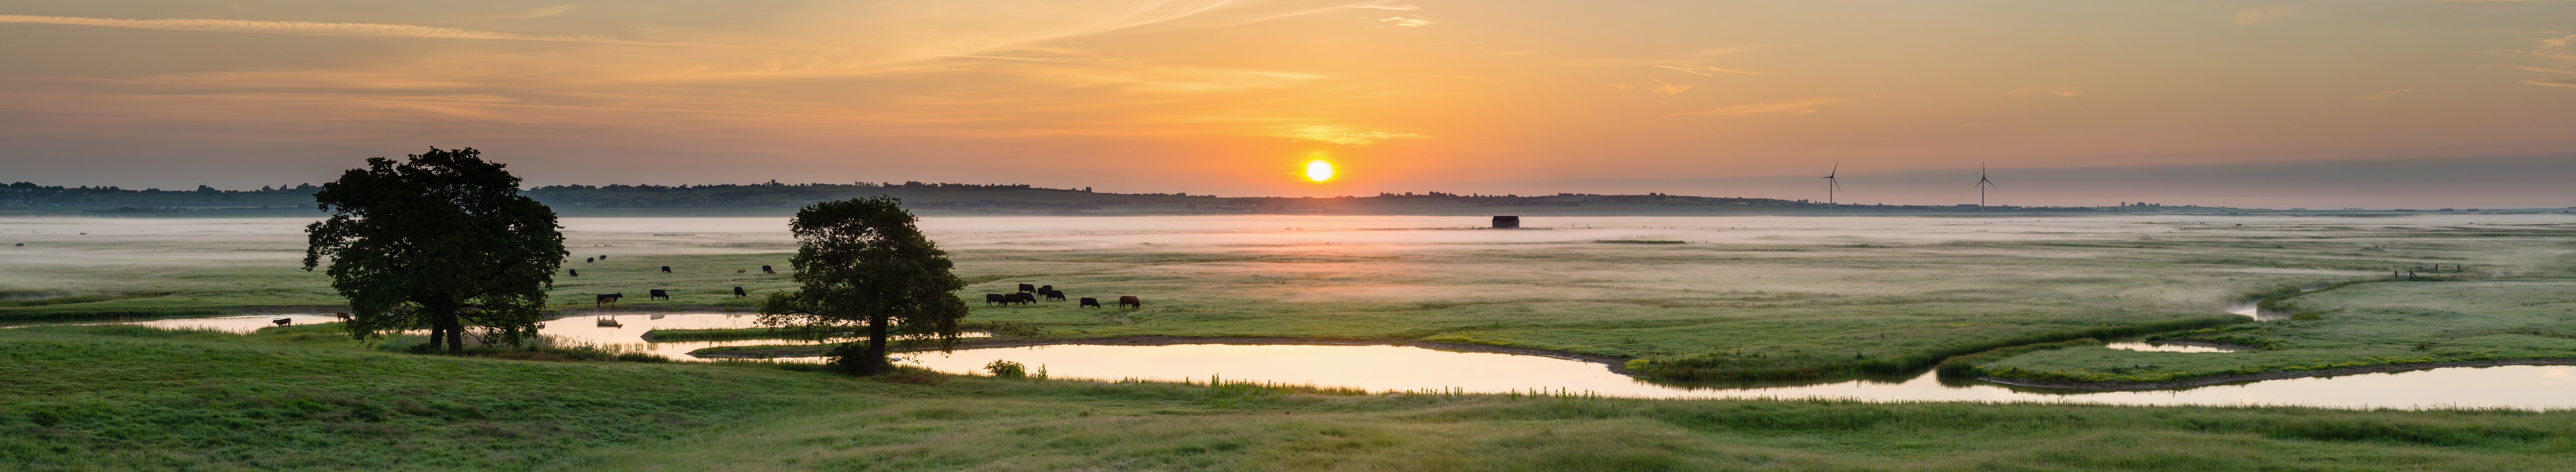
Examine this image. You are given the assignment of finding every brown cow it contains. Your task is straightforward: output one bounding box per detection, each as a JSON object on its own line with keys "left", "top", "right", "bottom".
{"left": 335, "top": 312, "right": 352, "bottom": 322}
{"left": 596, "top": 293, "right": 624, "bottom": 306}
{"left": 272, "top": 318, "right": 292, "bottom": 326}
{"left": 737, "top": 269, "right": 747, "bottom": 273}
{"left": 1118, "top": 296, "right": 1141, "bottom": 308}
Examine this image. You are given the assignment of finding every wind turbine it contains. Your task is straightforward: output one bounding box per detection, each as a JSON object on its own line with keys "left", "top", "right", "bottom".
{"left": 1820, "top": 163, "right": 1842, "bottom": 207}
{"left": 1973, "top": 163, "right": 1997, "bottom": 210}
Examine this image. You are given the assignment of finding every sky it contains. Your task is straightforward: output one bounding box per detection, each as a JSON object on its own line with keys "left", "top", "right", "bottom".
{"left": 2, "top": 0, "right": 2573, "bottom": 208}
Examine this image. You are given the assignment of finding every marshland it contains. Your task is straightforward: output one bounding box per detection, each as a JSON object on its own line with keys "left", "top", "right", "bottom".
{"left": 5, "top": 212, "right": 2575, "bottom": 470}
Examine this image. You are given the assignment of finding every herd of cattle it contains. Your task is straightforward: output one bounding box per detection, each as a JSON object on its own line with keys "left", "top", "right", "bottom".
{"left": 564, "top": 259, "right": 1138, "bottom": 309}
{"left": 986, "top": 284, "right": 1140, "bottom": 308}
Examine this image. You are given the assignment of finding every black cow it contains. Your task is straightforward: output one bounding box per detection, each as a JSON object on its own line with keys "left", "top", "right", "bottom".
{"left": 649, "top": 289, "right": 671, "bottom": 300}
{"left": 1042, "top": 289, "right": 1067, "bottom": 301}
{"left": 984, "top": 293, "right": 1007, "bottom": 305}
{"left": 335, "top": 312, "right": 352, "bottom": 322}
{"left": 568, "top": 269, "right": 579, "bottom": 277}
{"left": 761, "top": 265, "right": 774, "bottom": 273}
{"left": 1079, "top": 297, "right": 1101, "bottom": 308}
{"left": 599, "top": 255, "right": 608, "bottom": 260}
{"left": 660, "top": 266, "right": 672, "bottom": 273}
{"left": 733, "top": 286, "right": 748, "bottom": 298}
{"left": 596, "top": 293, "right": 624, "bottom": 306}
{"left": 1006, "top": 292, "right": 1037, "bottom": 305}
{"left": 272, "top": 318, "right": 292, "bottom": 326}
{"left": 1018, "top": 283, "right": 1036, "bottom": 293}
{"left": 1118, "top": 295, "right": 1142, "bottom": 308}
{"left": 585, "top": 257, "right": 593, "bottom": 263}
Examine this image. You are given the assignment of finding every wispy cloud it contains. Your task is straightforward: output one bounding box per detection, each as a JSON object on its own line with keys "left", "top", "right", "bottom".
{"left": 1378, "top": 16, "right": 1434, "bottom": 27}
{"left": 2351, "top": 89, "right": 2417, "bottom": 99}
{"left": 2234, "top": 8, "right": 2291, "bottom": 25}
{"left": 2525, "top": 79, "right": 2576, "bottom": 88}
{"left": 0, "top": 14, "right": 672, "bottom": 45}
{"left": 1282, "top": 130, "right": 1434, "bottom": 144}
{"left": 1347, "top": 5, "right": 1421, "bottom": 10}
{"left": 2494, "top": 66, "right": 2576, "bottom": 74}
{"left": 1668, "top": 98, "right": 1855, "bottom": 116}
{"left": 491, "top": 5, "right": 580, "bottom": 19}
{"left": 1651, "top": 83, "right": 1691, "bottom": 95}
{"left": 1653, "top": 65, "right": 1763, "bottom": 76}
{"left": 2007, "top": 86, "right": 2082, "bottom": 97}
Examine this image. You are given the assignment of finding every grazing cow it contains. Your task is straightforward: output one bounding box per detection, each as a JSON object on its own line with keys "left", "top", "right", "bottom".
{"left": 761, "top": 265, "right": 773, "bottom": 272}
{"left": 733, "top": 286, "right": 747, "bottom": 298}
{"left": 1018, "top": 283, "right": 1036, "bottom": 293}
{"left": 984, "top": 293, "right": 1007, "bottom": 305}
{"left": 1043, "top": 289, "right": 1067, "bottom": 301}
{"left": 585, "top": 257, "right": 593, "bottom": 263}
{"left": 649, "top": 289, "right": 671, "bottom": 300}
{"left": 596, "top": 293, "right": 624, "bottom": 306}
{"left": 1118, "top": 295, "right": 1142, "bottom": 308}
{"left": 272, "top": 318, "right": 292, "bottom": 326}
{"left": 737, "top": 269, "right": 747, "bottom": 273}
{"left": 599, "top": 255, "right": 608, "bottom": 260}
{"left": 1007, "top": 292, "right": 1037, "bottom": 305}
{"left": 335, "top": 312, "right": 352, "bottom": 322}
{"left": 1079, "top": 297, "right": 1101, "bottom": 308}
{"left": 660, "top": 266, "right": 672, "bottom": 273}
{"left": 568, "top": 269, "right": 579, "bottom": 277}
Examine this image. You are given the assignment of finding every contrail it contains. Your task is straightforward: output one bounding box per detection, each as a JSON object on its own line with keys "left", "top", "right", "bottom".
{"left": 0, "top": 14, "right": 717, "bottom": 46}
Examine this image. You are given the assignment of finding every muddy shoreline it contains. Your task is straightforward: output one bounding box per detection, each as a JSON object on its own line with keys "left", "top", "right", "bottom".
{"left": 1980, "top": 358, "right": 2576, "bottom": 390}
{"left": 689, "top": 335, "right": 1646, "bottom": 376}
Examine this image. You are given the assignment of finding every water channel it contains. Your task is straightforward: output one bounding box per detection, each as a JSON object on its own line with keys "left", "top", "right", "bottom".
{"left": 60, "top": 312, "right": 2576, "bottom": 410}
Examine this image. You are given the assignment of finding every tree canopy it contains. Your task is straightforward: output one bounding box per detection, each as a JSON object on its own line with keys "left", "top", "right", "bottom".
{"left": 304, "top": 147, "right": 566, "bottom": 353}
{"left": 758, "top": 197, "right": 969, "bottom": 376}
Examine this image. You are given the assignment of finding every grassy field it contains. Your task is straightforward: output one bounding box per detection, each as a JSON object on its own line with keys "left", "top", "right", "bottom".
{"left": 6, "top": 215, "right": 2574, "bottom": 384}
{"left": 5, "top": 324, "right": 2574, "bottom": 471}
{"left": 1967, "top": 277, "right": 2576, "bottom": 384}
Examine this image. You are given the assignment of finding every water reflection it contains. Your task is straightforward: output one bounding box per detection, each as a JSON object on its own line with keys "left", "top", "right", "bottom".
{"left": 902, "top": 343, "right": 2576, "bottom": 409}
{"left": 2105, "top": 342, "right": 2245, "bottom": 353}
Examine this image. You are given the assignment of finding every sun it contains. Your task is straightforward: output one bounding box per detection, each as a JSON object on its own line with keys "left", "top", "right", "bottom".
{"left": 1304, "top": 159, "right": 1336, "bottom": 182}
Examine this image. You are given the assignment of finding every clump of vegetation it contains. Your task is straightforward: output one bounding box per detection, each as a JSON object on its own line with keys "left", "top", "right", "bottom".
{"left": 757, "top": 197, "right": 970, "bottom": 376}
{"left": 377, "top": 333, "right": 671, "bottom": 363}
{"left": 1627, "top": 315, "right": 2244, "bottom": 381}
{"left": 984, "top": 359, "right": 1043, "bottom": 379}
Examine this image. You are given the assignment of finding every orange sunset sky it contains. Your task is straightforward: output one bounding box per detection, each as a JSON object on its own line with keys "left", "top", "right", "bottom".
{"left": 3, "top": 0, "right": 2574, "bottom": 208}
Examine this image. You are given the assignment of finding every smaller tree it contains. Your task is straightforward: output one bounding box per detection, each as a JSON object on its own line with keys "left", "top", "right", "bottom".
{"left": 759, "top": 197, "right": 969, "bottom": 376}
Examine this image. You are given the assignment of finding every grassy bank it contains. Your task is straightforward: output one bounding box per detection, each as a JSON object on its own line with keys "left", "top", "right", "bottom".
{"left": 7, "top": 325, "right": 2576, "bottom": 471}
{"left": 1972, "top": 278, "right": 2576, "bottom": 384}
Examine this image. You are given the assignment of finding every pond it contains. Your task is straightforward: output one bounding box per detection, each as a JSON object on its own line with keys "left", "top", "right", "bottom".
{"left": 898, "top": 343, "right": 2576, "bottom": 409}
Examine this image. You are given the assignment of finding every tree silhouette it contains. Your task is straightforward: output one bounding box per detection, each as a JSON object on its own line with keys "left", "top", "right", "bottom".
{"left": 758, "top": 197, "right": 968, "bottom": 376}
{"left": 304, "top": 148, "right": 566, "bottom": 353}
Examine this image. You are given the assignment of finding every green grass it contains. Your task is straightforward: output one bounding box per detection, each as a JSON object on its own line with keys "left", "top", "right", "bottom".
{"left": 8, "top": 325, "right": 2576, "bottom": 471}
{"left": 1976, "top": 278, "right": 2576, "bottom": 383}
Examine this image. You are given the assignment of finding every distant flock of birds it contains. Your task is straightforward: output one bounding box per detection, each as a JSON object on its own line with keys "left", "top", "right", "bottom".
{"left": 564, "top": 254, "right": 1142, "bottom": 309}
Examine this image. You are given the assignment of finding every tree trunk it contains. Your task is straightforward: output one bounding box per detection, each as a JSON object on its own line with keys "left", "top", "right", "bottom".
{"left": 445, "top": 313, "right": 465, "bottom": 354}
{"left": 863, "top": 314, "right": 889, "bottom": 376}
{"left": 428, "top": 322, "right": 445, "bottom": 352}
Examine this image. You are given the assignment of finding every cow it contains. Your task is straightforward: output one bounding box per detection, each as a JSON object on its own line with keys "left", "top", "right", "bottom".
{"left": 599, "top": 255, "right": 608, "bottom": 260}
{"left": 984, "top": 293, "right": 1007, "bottom": 305}
{"left": 568, "top": 269, "right": 579, "bottom": 277}
{"left": 761, "top": 265, "right": 773, "bottom": 272}
{"left": 737, "top": 269, "right": 747, "bottom": 273}
{"left": 1007, "top": 292, "right": 1038, "bottom": 305}
{"left": 1043, "top": 289, "right": 1067, "bottom": 301}
{"left": 585, "top": 257, "right": 593, "bottom": 263}
{"left": 649, "top": 289, "right": 671, "bottom": 300}
{"left": 272, "top": 318, "right": 292, "bottom": 326}
{"left": 1039, "top": 285, "right": 1054, "bottom": 292}
{"left": 335, "top": 312, "right": 352, "bottom": 322}
{"left": 1079, "top": 297, "right": 1101, "bottom": 308}
{"left": 733, "top": 286, "right": 747, "bottom": 298}
{"left": 660, "top": 266, "right": 672, "bottom": 273}
{"left": 1018, "top": 283, "right": 1036, "bottom": 293}
{"left": 596, "top": 293, "right": 624, "bottom": 306}
{"left": 1118, "top": 295, "right": 1142, "bottom": 308}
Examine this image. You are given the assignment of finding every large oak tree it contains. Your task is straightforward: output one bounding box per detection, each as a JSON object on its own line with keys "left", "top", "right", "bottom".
{"left": 304, "top": 148, "right": 566, "bottom": 353}
{"left": 758, "top": 197, "right": 969, "bottom": 376}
